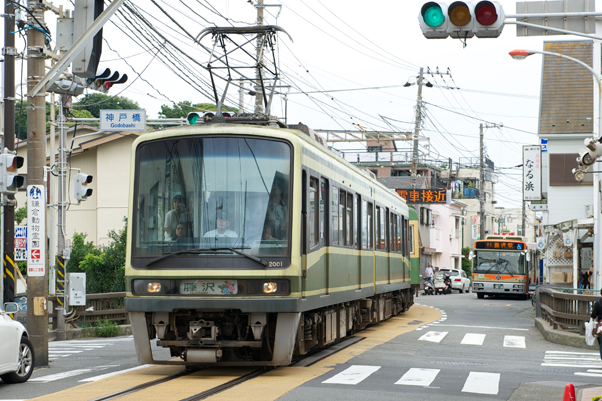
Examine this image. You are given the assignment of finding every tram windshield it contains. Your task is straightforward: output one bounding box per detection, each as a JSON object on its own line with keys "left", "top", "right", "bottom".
{"left": 132, "top": 136, "right": 292, "bottom": 261}
{"left": 473, "top": 251, "right": 526, "bottom": 275}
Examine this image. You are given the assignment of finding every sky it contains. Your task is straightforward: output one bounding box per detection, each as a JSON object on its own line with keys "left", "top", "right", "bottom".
{"left": 5, "top": 0, "right": 600, "bottom": 209}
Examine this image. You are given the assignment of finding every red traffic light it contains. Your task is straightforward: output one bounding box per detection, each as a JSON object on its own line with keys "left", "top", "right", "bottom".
{"left": 475, "top": 1, "right": 498, "bottom": 26}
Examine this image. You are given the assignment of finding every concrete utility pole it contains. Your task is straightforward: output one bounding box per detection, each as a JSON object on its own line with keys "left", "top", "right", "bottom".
{"left": 254, "top": 0, "right": 264, "bottom": 115}
{"left": 2, "top": 0, "right": 17, "bottom": 308}
{"left": 411, "top": 67, "right": 424, "bottom": 189}
{"left": 26, "top": 0, "right": 49, "bottom": 366}
{"left": 479, "top": 123, "right": 502, "bottom": 239}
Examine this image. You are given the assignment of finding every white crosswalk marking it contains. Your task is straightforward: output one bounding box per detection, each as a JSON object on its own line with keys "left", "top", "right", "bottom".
{"left": 461, "top": 333, "right": 486, "bottom": 345}
{"left": 418, "top": 331, "right": 448, "bottom": 343}
{"left": 543, "top": 351, "right": 602, "bottom": 368}
{"left": 395, "top": 368, "right": 440, "bottom": 386}
{"left": 322, "top": 365, "right": 380, "bottom": 385}
{"left": 30, "top": 366, "right": 119, "bottom": 383}
{"left": 48, "top": 338, "right": 133, "bottom": 361}
{"left": 461, "top": 372, "right": 500, "bottom": 395}
{"left": 503, "top": 335, "right": 526, "bottom": 348}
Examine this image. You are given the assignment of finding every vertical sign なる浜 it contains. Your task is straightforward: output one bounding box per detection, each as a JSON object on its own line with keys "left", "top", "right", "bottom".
{"left": 27, "top": 185, "right": 46, "bottom": 276}
{"left": 523, "top": 146, "right": 541, "bottom": 201}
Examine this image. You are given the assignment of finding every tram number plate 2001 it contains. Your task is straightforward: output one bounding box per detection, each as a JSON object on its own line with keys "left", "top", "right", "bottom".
{"left": 493, "top": 284, "right": 504, "bottom": 289}
{"left": 180, "top": 280, "right": 238, "bottom": 295}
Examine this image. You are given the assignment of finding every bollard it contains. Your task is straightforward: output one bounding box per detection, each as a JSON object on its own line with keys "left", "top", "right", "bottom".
{"left": 562, "top": 383, "right": 575, "bottom": 401}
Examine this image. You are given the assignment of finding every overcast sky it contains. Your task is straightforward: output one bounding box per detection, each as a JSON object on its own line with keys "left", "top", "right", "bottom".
{"left": 7, "top": 0, "right": 601, "bottom": 209}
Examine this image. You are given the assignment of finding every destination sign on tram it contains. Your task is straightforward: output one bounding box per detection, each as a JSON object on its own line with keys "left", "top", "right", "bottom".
{"left": 475, "top": 241, "right": 525, "bottom": 250}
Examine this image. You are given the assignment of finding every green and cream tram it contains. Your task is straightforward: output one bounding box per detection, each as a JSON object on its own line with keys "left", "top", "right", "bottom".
{"left": 125, "top": 122, "right": 413, "bottom": 366}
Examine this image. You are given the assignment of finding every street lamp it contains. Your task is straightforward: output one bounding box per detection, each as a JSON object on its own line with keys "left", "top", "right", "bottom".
{"left": 510, "top": 48, "right": 602, "bottom": 290}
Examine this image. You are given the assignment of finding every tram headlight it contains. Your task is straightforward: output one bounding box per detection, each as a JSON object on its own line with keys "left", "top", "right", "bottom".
{"left": 133, "top": 279, "right": 177, "bottom": 295}
{"left": 147, "top": 282, "right": 162, "bottom": 293}
{"left": 263, "top": 282, "right": 278, "bottom": 294}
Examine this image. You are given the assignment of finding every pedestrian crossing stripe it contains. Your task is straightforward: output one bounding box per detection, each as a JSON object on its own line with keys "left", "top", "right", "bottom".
{"left": 418, "top": 331, "right": 526, "bottom": 348}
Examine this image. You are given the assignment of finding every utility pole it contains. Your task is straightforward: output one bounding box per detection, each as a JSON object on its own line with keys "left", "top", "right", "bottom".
{"left": 55, "top": 96, "right": 68, "bottom": 341}
{"left": 26, "top": 0, "right": 49, "bottom": 366}
{"left": 411, "top": 68, "right": 424, "bottom": 189}
{"left": 2, "top": 0, "right": 16, "bottom": 308}
{"left": 479, "top": 123, "right": 502, "bottom": 240}
{"left": 254, "top": 0, "right": 264, "bottom": 115}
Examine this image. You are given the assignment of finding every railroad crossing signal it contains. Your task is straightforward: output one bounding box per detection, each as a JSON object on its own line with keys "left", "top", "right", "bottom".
{"left": 74, "top": 173, "right": 93, "bottom": 201}
{"left": 419, "top": 1, "right": 505, "bottom": 39}
{"left": 0, "top": 153, "right": 25, "bottom": 194}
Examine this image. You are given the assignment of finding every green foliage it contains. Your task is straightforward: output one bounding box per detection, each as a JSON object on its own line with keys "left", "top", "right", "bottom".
{"left": 15, "top": 207, "right": 27, "bottom": 225}
{"left": 74, "top": 94, "right": 140, "bottom": 118}
{"left": 94, "top": 318, "right": 121, "bottom": 337}
{"left": 461, "top": 247, "right": 472, "bottom": 277}
{"left": 74, "top": 219, "right": 127, "bottom": 294}
{"left": 68, "top": 108, "right": 95, "bottom": 119}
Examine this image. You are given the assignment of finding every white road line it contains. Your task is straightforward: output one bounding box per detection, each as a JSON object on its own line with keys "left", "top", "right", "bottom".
{"left": 461, "top": 372, "right": 500, "bottom": 395}
{"left": 322, "top": 365, "right": 381, "bottom": 385}
{"left": 587, "top": 369, "right": 602, "bottom": 373}
{"left": 546, "top": 351, "right": 599, "bottom": 355}
{"left": 461, "top": 333, "right": 486, "bottom": 346}
{"left": 49, "top": 350, "right": 83, "bottom": 353}
{"left": 575, "top": 372, "right": 602, "bottom": 377}
{"left": 79, "top": 365, "right": 152, "bottom": 382}
{"left": 30, "top": 365, "right": 119, "bottom": 383}
{"left": 395, "top": 368, "right": 440, "bottom": 386}
{"left": 418, "top": 331, "right": 448, "bottom": 343}
{"left": 542, "top": 363, "right": 602, "bottom": 368}
{"left": 503, "top": 336, "right": 526, "bottom": 348}
{"left": 436, "top": 324, "right": 529, "bottom": 331}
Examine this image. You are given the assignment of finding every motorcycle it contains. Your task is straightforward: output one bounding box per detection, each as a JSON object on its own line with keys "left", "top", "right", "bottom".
{"left": 423, "top": 275, "right": 434, "bottom": 295}
{"left": 434, "top": 274, "right": 446, "bottom": 295}
{"left": 443, "top": 273, "right": 452, "bottom": 294}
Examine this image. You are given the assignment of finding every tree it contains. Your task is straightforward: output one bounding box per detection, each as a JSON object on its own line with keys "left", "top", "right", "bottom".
{"left": 14, "top": 101, "right": 59, "bottom": 140}
{"left": 74, "top": 94, "right": 140, "bottom": 118}
{"left": 462, "top": 247, "right": 472, "bottom": 277}
{"left": 15, "top": 207, "right": 27, "bottom": 225}
{"left": 68, "top": 108, "right": 95, "bottom": 119}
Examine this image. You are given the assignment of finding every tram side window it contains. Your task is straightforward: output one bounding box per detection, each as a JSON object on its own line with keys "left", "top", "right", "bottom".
{"left": 332, "top": 187, "right": 339, "bottom": 245}
{"left": 309, "top": 177, "right": 319, "bottom": 248}
{"left": 361, "top": 200, "right": 373, "bottom": 250}
{"left": 381, "top": 208, "right": 387, "bottom": 251}
{"left": 339, "top": 189, "right": 346, "bottom": 246}
{"left": 320, "top": 179, "right": 326, "bottom": 245}
{"left": 353, "top": 195, "right": 359, "bottom": 248}
{"left": 375, "top": 206, "right": 382, "bottom": 250}
{"left": 409, "top": 223, "right": 414, "bottom": 254}
{"left": 346, "top": 192, "right": 353, "bottom": 247}
{"left": 401, "top": 216, "right": 407, "bottom": 257}
{"left": 390, "top": 213, "right": 400, "bottom": 252}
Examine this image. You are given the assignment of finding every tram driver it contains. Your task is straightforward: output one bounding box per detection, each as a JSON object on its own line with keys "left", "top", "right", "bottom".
{"left": 204, "top": 211, "right": 238, "bottom": 240}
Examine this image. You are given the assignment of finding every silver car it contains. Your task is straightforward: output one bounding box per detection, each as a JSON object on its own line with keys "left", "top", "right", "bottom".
{"left": 438, "top": 268, "right": 471, "bottom": 293}
{"left": 0, "top": 302, "right": 34, "bottom": 383}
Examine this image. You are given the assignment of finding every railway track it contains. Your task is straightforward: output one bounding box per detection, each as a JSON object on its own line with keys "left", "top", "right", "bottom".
{"left": 88, "top": 336, "right": 364, "bottom": 401}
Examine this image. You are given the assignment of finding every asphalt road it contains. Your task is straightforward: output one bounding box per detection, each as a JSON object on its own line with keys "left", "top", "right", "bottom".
{"left": 1, "top": 292, "right": 601, "bottom": 401}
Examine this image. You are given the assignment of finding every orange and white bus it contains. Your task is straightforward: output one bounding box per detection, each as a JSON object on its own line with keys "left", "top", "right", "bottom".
{"left": 471, "top": 236, "right": 537, "bottom": 300}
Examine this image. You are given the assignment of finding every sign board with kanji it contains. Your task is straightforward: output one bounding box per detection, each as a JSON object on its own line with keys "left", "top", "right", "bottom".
{"left": 471, "top": 224, "right": 480, "bottom": 240}
{"left": 27, "top": 185, "right": 46, "bottom": 276}
{"left": 99, "top": 109, "right": 146, "bottom": 131}
{"left": 14, "top": 226, "right": 27, "bottom": 261}
{"left": 395, "top": 189, "right": 448, "bottom": 204}
{"left": 523, "top": 145, "right": 541, "bottom": 201}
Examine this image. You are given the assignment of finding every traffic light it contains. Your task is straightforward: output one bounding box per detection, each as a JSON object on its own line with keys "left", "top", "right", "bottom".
{"left": 186, "top": 111, "right": 234, "bottom": 125}
{"left": 91, "top": 68, "right": 128, "bottom": 91}
{"left": 0, "top": 153, "right": 25, "bottom": 195}
{"left": 74, "top": 173, "right": 93, "bottom": 202}
{"left": 419, "top": 1, "right": 505, "bottom": 39}
{"left": 73, "top": 0, "right": 104, "bottom": 78}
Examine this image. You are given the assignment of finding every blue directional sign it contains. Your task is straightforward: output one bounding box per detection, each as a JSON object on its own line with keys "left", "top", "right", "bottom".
{"left": 100, "top": 109, "right": 146, "bottom": 131}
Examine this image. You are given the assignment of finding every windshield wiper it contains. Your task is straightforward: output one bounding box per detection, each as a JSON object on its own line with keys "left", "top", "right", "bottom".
{"left": 145, "top": 247, "right": 267, "bottom": 267}
{"left": 496, "top": 259, "right": 513, "bottom": 277}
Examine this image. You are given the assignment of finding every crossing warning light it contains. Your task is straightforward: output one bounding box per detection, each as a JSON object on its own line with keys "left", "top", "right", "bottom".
{"left": 74, "top": 173, "right": 93, "bottom": 202}
{"left": 419, "top": 1, "right": 505, "bottom": 39}
{"left": 0, "top": 153, "right": 24, "bottom": 194}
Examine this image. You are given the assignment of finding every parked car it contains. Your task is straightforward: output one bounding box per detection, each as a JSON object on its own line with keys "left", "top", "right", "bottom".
{"left": 0, "top": 302, "right": 35, "bottom": 383}
{"left": 438, "top": 268, "right": 471, "bottom": 293}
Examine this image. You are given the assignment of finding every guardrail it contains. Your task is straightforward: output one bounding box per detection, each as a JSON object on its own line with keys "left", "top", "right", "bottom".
{"left": 538, "top": 287, "right": 599, "bottom": 335}
{"left": 49, "top": 292, "right": 128, "bottom": 329}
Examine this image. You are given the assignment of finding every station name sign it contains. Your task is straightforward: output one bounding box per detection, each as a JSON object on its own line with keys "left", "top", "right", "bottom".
{"left": 475, "top": 241, "right": 525, "bottom": 251}
{"left": 396, "top": 189, "right": 448, "bottom": 204}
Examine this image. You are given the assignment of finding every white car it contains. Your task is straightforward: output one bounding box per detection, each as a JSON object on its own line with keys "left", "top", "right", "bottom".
{"left": 0, "top": 302, "right": 35, "bottom": 383}
{"left": 438, "top": 269, "right": 471, "bottom": 293}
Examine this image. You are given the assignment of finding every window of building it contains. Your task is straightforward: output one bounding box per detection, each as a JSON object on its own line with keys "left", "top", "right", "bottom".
{"left": 550, "top": 153, "right": 592, "bottom": 185}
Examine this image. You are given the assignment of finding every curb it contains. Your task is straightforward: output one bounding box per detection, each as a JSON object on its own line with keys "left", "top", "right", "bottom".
{"left": 534, "top": 318, "right": 599, "bottom": 350}
{"left": 49, "top": 325, "right": 132, "bottom": 341}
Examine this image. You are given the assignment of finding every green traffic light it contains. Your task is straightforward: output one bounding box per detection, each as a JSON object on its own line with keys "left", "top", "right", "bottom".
{"left": 424, "top": 5, "right": 445, "bottom": 27}
{"left": 188, "top": 113, "right": 199, "bottom": 125}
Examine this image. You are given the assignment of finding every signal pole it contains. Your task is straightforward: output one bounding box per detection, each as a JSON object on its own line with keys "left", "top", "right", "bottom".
{"left": 26, "top": 0, "right": 49, "bottom": 366}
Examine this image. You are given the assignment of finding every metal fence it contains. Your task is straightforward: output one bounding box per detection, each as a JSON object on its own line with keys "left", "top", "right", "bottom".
{"left": 50, "top": 292, "right": 128, "bottom": 329}
{"left": 538, "top": 287, "right": 599, "bottom": 335}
